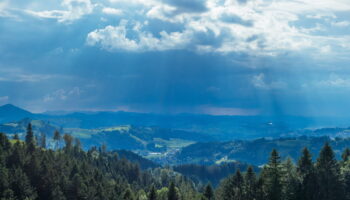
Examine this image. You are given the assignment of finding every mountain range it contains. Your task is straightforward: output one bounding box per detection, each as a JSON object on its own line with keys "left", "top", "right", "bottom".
{"left": 2, "top": 104, "right": 350, "bottom": 167}
{"left": 1, "top": 103, "right": 348, "bottom": 140}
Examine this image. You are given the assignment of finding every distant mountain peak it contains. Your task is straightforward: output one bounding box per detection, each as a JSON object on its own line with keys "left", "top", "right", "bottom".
{"left": 0, "top": 104, "right": 31, "bottom": 113}
{"left": 0, "top": 104, "right": 33, "bottom": 123}
{"left": 1, "top": 103, "right": 18, "bottom": 108}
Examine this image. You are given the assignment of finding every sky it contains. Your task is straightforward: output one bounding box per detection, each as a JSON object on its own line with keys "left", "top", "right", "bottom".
{"left": 0, "top": 0, "right": 350, "bottom": 116}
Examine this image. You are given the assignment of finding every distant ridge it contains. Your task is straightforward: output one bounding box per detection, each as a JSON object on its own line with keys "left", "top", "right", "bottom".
{"left": 0, "top": 104, "right": 33, "bottom": 123}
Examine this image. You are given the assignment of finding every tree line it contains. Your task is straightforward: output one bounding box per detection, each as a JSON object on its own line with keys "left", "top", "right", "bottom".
{"left": 216, "top": 143, "right": 350, "bottom": 200}
{"left": 2, "top": 123, "right": 350, "bottom": 200}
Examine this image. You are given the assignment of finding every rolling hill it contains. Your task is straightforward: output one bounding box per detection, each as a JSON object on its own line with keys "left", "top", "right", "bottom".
{"left": 174, "top": 136, "right": 350, "bottom": 166}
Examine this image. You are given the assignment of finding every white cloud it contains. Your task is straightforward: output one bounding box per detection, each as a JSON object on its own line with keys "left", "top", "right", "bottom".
{"left": 0, "top": 73, "right": 53, "bottom": 82}
{"left": 5, "top": 0, "right": 348, "bottom": 56}
{"left": 252, "top": 73, "right": 287, "bottom": 90}
{"left": 83, "top": 0, "right": 350, "bottom": 56}
{"left": 332, "top": 21, "right": 350, "bottom": 27}
{"left": 43, "top": 87, "right": 81, "bottom": 102}
{"left": 102, "top": 7, "right": 123, "bottom": 15}
{"left": 306, "top": 13, "right": 337, "bottom": 19}
{"left": 86, "top": 22, "right": 140, "bottom": 51}
{"left": 0, "top": 1, "right": 17, "bottom": 18}
{"left": 0, "top": 68, "right": 69, "bottom": 83}
{"left": 86, "top": 20, "right": 192, "bottom": 51}
{"left": 26, "top": 0, "right": 94, "bottom": 23}
{"left": 311, "top": 74, "right": 350, "bottom": 88}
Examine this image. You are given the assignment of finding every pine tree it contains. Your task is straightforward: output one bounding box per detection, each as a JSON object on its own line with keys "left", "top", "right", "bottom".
{"left": 244, "top": 166, "right": 256, "bottom": 200}
{"left": 220, "top": 170, "right": 245, "bottom": 200}
{"left": 168, "top": 181, "right": 178, "bottom": 200}
{"left": 265, "top": 149, "right": 283, "bottom": 200}
{"left": 0, "top": 166, "right": 9, "bottom": 198}
{"left": 8, "top": 142, "right": 25, "bottom": 167}
{"left": 26, "top": 151, "right": 42, "bottom": 189}
{"left": 203, "top": 183, "right": 214, "bottom": 200}
{"left": 40, "top": 132, "right": 46, "bottom": 148}
{"left": 70, "top": 174, "right": 88, "bottom": 200}
{"left": 11, "top": 167, "right": 38, "bottom": 200}
{"left": 341, "top": 158, "right": 350, "bottom": 200}
{"left": 316, "top": 143, "right": 344, "bottom": 200}
{"left": 282, "top": 158, "right": 298, "bottom": 200}
{"left": 148, "top": 185, "right": 157, "bottom": 200}
{"left": 25, "top": 123, "right": 35, "bottom": 151}
{"left": 123, "top": 188, "right": 134, "bottom": 200}
{"left": 13, "top": 133, "right": 19, "bottom": 140}
{"left": 221, "top": 175, "right": 236, "bottom": 200}
{"left": 342, "top": 148, "right": 350, "bottom": 162}
{"left": 63, "top": 134, "right": 74, "bottom": 151}
{"left": 233, "top": 170, "right": 244, "bottom": 200}
{"left": 74, "top": 138, "right": 82, "bottom": 150}
{"left": 25, "top": 123, "right": 34, "bottom": 144}
{"left": 255, "top": 176, "right": 266, "bottom": 200}
{"left": 2, "top": 188, "right": 15, "bottom": 200}
{"left": 51, "top": 185, "right": 67, "bottom": 200}
{"left": 53, "top": 130, "right": 61, "bottom": 150}
{"left": 297, "top": 147, "right": 317, "bottom": 200}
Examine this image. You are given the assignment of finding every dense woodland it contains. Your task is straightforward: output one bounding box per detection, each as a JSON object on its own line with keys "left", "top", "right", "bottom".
{"left": 2, "top": 123, "right": 350, "bottom": 200}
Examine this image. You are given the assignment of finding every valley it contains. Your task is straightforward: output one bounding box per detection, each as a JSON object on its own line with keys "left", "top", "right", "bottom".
{"left": 2, "top": 104, "right": 350, "bottom": 167}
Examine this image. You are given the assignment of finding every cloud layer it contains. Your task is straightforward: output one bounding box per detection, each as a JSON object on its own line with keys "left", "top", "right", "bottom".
{"left": 0, "top": 0, "right": 350, "bottom": 116}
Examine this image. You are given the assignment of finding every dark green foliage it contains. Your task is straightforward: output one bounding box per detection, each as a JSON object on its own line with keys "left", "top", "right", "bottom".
{"left": 25, "top": 123, "right": 34, "bottom": 144}
{"left": 217, "top": 145, "right": 349, "bottom": 200}
{"left": 53, "top": 130, "right": 61, "bottom": 149}
{"left": 176, "top": 136, "right": 350, "bottom": 166}
{"left": 282, "top": 158, "right": 298, "bottom": 200}
{"left": 40, "top": 132, "right": 46, "bottom": 148}
{"left": 0, "top": 131, "right": 175, "bottom": 200}
{"left": 63, "top": 134, "right": 73, "bottom": 151}
{"left": 11, "top": 167, "right": 38, "bottom": 199}
{"left": 316, "top": 143, "right": 344, "bottom": 200}
{"left": 168, "top": 181, "right": 179, "bottom": 200}
{"left": 297, "top": 148, "right": 318, "bottom": 200}
{"left": 123, "top": 188, "right": 134, "bottom": 200}
{"left": 0, "top": 132, "right": 199, "bottom": 200}
{"left": 148, "top": 185, "right": 157, "bottom": 200}
{"left": 203, "top": 183, "right": 214, "bottom": 200}
{"left": 219, "top": 170, "right": 245, "bottom": 200}
{"left": 342, "top": 148, "right": 350, "bottom": 162}
{"left": 13, "top": 133, "right": 19, "bottom": 140}
{"left": 173, "top": 162, "right": 254, "bottom": 186}
{"left": 2, "top": 130, "right": 350, "bottom": 200}
{"left": 341, "top": 158, "right": 350, "bottom": 200}
{"left": 25, "top": 123, "right": 36, "bottom": 152}
{"left": 244, "top": 166, "right": 256, "bottom": 200}
{"left": 265, "top": 149, "right": 283, "bottom": 200}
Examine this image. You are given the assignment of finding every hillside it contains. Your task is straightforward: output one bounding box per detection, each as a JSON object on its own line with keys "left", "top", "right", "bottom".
{"left": 0, "top": 118, "right": 61, "bottom": 139}
{"left": 174, "top": 136, "right": 350, "bottom": 166}
{"left": 69, "top": 125, "right": 213, "bottom": 151}
{"left": 0, "top": 132, "right": 202, "bottom": 200}
{"left": 4, "top": 117, "right": 350, "bottom": 166}
{"left": 3, "top": 104, "right": 350, "bottom": 143}
{"left": 3, "top": 128, "right": 350, "bottom": 200}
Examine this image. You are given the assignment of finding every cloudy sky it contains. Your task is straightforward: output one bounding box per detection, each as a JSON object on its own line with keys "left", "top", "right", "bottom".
{"left": 0, "top": 0, "right": 350, "bottom": 116}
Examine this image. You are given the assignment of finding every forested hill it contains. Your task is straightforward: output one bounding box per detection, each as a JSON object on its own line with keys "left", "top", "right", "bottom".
{"left": 175, "top": 136, "right": 350, "bottom": 166}
{"left": 0, "top": 126, "right": 203, "bottom": 200}
{"left": 2, "top": 123, "right": 350, "bottom": 200}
